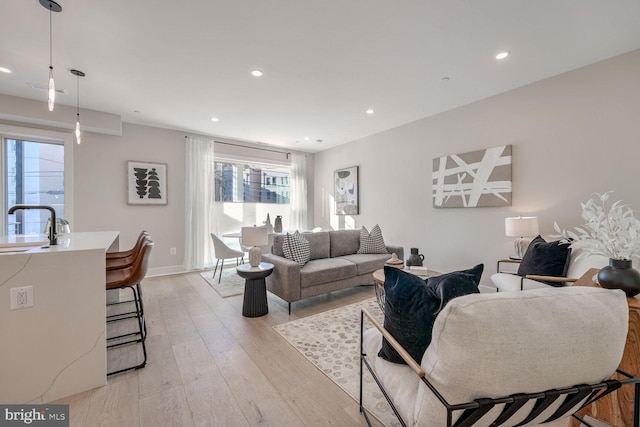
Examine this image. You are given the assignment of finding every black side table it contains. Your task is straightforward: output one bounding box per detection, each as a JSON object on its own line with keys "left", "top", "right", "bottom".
{"left": 237, "top": 262, "right": 274, "bottom": 317}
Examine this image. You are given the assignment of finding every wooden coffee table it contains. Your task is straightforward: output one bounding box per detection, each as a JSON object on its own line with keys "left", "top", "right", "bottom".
{"left": 373, "top": 267, "right": 441, "bottom": 312}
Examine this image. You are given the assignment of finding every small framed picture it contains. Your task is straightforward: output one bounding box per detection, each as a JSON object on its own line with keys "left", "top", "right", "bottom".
{"left": 127, "top": 161, "right": 168, "bottom": 205}
{"left": 334, "top": 166, "right": 359, "bottom": 215}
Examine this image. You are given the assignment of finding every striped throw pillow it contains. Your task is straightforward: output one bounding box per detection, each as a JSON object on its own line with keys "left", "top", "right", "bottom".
{"left": 283, "top": 231, "right": 311, "bottom": 267}
{"left": 357, "top": 224, "right": 388, "bottom": 254}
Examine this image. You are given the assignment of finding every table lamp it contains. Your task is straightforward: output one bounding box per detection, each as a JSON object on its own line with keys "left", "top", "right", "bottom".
{"left": 505, "top": 216, "right": 539, "bottom": 259}
{"left": 241, "top": 226, "right": 269, "bottom": 267}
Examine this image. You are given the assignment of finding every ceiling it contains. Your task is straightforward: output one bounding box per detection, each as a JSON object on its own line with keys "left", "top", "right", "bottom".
{"left": 1, "top": 1, "right": 639, "bottom": 153}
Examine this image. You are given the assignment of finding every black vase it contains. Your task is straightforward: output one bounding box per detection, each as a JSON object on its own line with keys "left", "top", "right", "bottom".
{"left": 597, "top": 258, "right": 640, "bottom": 297}
{"left": 406, "top": 248, "right": 424, "bottom": 267}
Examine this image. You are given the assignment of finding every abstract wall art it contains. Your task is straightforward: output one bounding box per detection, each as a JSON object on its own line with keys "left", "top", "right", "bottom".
{"left": 334, "top": 166, "right": 359, "bottom": 215}
{"left": 127, "top": 161, "right": 168, "bottom": 205}
{"left": 432, "top": 145, "right": 512, "bottom": 208}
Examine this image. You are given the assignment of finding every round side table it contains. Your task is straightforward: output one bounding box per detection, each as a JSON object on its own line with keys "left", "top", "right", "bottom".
{"left": 237, "top": 262, "right": 274, "bottom": 317}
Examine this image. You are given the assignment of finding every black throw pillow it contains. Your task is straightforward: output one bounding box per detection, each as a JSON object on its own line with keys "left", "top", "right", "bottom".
{"left": 517, "top": 235, "right": 572, "bottom": 286}
{"left": 378, "top": 264, "right": 483, "bottom": 365}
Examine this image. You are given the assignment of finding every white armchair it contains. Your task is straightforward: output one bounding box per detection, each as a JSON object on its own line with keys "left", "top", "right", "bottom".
{"left": 360, "top": 286, "right": 638, "bottom": 427}
{"left": 491, "top": 246, "right": 608, "bottom": 292}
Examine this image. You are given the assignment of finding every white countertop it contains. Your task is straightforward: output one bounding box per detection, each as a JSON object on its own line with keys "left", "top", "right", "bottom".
{"left": 0, "top": 231, "right": 119, "bottom": 253}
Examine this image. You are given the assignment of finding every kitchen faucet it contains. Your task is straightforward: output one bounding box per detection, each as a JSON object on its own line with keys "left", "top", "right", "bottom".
{"left": 8, "top": 204, "right": 58, "bottom": 245}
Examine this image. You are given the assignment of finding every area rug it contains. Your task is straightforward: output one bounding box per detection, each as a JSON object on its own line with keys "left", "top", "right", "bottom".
{"left": 274, "top": 297, "right": 401, "bottom": 427}
{"left": 199, "top": 267, "right": 245, "bottom": 297}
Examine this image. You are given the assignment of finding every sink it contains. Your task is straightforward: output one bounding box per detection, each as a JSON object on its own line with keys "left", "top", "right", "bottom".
{"left": 0, "top": 247, "right": 36, "bottom": 254}
{"left": 0, "top": 235, "right": 48, "bottom": 250}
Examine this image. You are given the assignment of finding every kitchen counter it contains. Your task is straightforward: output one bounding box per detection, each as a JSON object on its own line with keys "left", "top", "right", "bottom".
{"left": 0, "top": 231, "right": 119, "bottom": 404}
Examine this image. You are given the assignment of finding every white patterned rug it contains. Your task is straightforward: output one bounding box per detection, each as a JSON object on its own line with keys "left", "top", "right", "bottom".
{"left": 199, "top": 267, "right": 245, "bottom": 297}
{"left": 274, "top": 297, "right": 400, "bottom": 427}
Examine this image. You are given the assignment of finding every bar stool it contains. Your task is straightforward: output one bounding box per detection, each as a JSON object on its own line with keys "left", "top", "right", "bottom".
{"left": 106, "top": 233, "right": 151, "bottom": 332}
{"left": 106, "top": 240, "right": 153, "bottom": 376}
{"left": 106, "top": 230, "right": 149, "bottom": 261}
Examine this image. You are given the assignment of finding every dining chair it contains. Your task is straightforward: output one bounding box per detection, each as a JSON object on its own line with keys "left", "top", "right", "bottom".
{"left": 211, "top": 233, "right": 245, "bottom": 283}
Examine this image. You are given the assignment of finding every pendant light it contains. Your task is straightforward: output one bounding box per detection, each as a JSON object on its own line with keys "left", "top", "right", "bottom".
{"left": 39, "top": 0, "right": 62, "bottom": 111}
{"left": 70, "top": 69, "right": 85, "bottom": 144}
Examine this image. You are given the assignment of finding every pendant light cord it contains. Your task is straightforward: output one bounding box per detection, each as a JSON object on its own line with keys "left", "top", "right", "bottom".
{"left": 49, "top": 4, "right": 53, "bottom": 70}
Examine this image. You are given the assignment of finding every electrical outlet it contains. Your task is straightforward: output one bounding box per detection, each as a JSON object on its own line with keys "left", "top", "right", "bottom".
{"left": 170, "top": 247, "right": 176, "bottom": 255}
{"left": 10, "top": 286, "right": 34, "bottom": 310}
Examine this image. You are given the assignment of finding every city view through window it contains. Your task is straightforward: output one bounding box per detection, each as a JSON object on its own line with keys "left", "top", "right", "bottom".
{"left": 214, "top": 161, "right": 290, "bottom": 204}
{"left": 5, "top": 139, "right": 65, "bottom": 235}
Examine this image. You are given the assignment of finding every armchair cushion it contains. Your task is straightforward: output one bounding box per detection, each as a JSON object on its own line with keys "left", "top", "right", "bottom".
{"left": 378, "top": 264, "right": 482, "bottom": 365}
{"left": 517, "top": 235, "right": 571, "bottom": 286}
{"left": 415, "top": 286, "right": 628, "bottom": 426}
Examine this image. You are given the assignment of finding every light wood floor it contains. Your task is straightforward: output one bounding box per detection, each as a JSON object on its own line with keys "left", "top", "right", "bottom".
{"left": 53, "top": 270, "right": 384, "bottom": 426}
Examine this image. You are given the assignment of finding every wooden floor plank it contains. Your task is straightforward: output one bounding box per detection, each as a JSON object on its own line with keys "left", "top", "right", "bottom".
{"left": 139, "top": 386, "right": 194, "bottom": 427}
{"left": 50, "top": 272, "right": 378, "bottom": 427}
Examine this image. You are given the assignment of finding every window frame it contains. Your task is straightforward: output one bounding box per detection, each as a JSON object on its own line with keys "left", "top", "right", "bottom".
{"left": 0, "top": 124, "right": 73, "bottom": 236}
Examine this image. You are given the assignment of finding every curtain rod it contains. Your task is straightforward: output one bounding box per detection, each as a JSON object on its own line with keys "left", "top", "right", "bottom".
{"left": 184, "top": 136, "right": 291, "bottom": 159}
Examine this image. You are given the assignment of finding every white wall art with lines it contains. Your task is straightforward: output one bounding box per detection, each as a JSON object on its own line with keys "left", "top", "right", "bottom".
{"left": 432, "top": 145, "right": 512, "bottom": 208}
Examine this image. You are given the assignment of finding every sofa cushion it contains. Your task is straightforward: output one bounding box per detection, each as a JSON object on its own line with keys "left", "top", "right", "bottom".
{"left": 517, "top": 235, "right": 572, "bottom": 286}
{"left": 299, "top": 258, "right": 358, "bottom": 288}
{"left": 301, "top": 231, "right": 330, "bottom": 260}
{"left": 379, "top": 265, "right": 482, "bottom": 365}
{"left": 329, "top": 229, "right": 361, "bottom": 258}
{"left": 272, "top": 234, "right": 286, "bottom": 257}
{"left": 415, "top": 286, "right": 628, "bottom": 427}
{"left": 282, "top": 231, "right": 311, "bottom": 267}
{"left": 340, "top": 253, "right": 390, "bottom": 275}
{"left": 357, "top": 224, "right": 388, "bottom": 254}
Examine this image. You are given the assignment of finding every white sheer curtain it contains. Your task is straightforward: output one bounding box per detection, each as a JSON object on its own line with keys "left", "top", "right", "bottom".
{"left": 184, "top": 136, "right": 216, "bottom": 270}
{"left": 289, "top": 153, "right": 308, "bottom": 231}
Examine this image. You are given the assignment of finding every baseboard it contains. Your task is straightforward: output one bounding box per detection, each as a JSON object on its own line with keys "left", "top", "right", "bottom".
{"left": 147, "top": 265, "right": 187, "bottom": 277}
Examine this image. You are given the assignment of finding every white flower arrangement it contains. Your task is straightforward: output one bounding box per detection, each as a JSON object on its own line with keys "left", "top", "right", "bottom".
{"left": 553, "top": 191, "right": 640, "bottom": 261}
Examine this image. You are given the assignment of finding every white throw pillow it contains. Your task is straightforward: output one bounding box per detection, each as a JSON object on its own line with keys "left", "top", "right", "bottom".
{"left": 282, "top": 231, "right": 311, "bottom": 267}
{"left": 357, "top": 224, "right": 388, "bottom": 254}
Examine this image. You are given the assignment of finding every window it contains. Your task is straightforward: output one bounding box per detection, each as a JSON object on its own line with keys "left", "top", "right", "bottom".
{"left": 214, "top": 160, "right": 290, "bottom": 204}
{"left": 4, "top": 138, "right": 65, "bottom": 235}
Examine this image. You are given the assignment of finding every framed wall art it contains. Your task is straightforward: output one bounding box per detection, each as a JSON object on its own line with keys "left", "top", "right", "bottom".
{"left": 432, "top": 145, "right": 512, "bottom": 208}
{"left": 335, "top": 166, "right": 359, "bottom": 215}
{"left": 127, "top": 161, "right": 168, "bottom": 205}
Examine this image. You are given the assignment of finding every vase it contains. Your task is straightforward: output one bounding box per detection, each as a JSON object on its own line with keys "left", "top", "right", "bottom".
{"left": 406, "top": 248, "right": 424, "bottom": 267}
{"left": 597, "top": 258, "right": 640, "bottom": 297}
{"left": 274, "top": 215, "right": 283, "bottom": 233}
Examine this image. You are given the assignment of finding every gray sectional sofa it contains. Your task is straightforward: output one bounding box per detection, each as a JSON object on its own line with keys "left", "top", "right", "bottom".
{"left": 261, "top": 229, "right": 403, "bottom": 313}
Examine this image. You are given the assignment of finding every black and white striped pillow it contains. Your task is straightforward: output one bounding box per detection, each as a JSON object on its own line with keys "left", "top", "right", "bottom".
{"left": 357, "top": 224, "right": 388, "bottom": 254}
{"left": 283, "top": 231, "right": 311, "bottom": 267}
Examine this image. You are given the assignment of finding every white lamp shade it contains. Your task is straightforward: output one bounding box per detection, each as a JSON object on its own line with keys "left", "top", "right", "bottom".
{"left": 241, "top": 226, "right": 268, "bottom": 247}
{"left": 505, "top": 216, "right": 539, "bottom": 237}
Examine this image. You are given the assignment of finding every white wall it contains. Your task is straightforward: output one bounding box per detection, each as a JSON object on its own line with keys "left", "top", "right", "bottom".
{"left": 73, "top": 123, "right": 186, "bottom": 274}
{"left": 313, "top": 49, "right": 640, "bottom": 287}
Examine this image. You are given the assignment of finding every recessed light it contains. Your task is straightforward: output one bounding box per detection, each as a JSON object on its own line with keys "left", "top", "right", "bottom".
{"left": 366, "top": 109, "right": 375, "bottom": 115}
{"left": 133, "top": 110, "right": 141, "bottom": 113}
{"left": 441, "top": 76, "right": 450, "bottom": 81}
{"left": 316, "top": 139, "right": 323, "bottom": 144}
{"left": 304, "top": 136, "right": 310, "bottom": 141}
{"left": 211, "top": 117, "right": 219, "bottom": 122}
{"left": 250, "top": 69, "right": 264, "bottom": 77}
{"left": 496, "top": 51, "right": 510, "bottom": 60}
{"left": 0, "top": 67, "right": 11, "bottom": 74}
